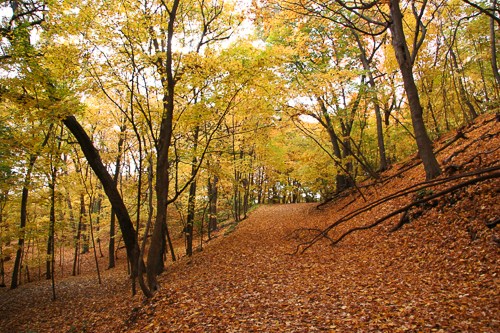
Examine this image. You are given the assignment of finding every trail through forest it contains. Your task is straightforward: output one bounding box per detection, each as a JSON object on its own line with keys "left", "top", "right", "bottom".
{"left": 1, "top": 114, "right": 499, "bottom": 332}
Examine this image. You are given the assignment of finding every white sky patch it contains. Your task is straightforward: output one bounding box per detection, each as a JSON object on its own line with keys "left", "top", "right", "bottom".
{"left": 299, "top": 114, "right": 318, "bottom": 123}
{"left": 287, "top": 96, "right": 319, "bottom": 123}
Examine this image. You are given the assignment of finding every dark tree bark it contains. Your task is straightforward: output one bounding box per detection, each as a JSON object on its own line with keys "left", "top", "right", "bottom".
{"left": 92, "top": 192, "right": 104, "bottom": 258}
{"left": 145, "top": 0, "right": 235, "bottom": 291}
{"left": 108, "top": 213, "right": 116, "bottom": 268}
{"left": 389, "top": 0, "right": 441, "bottom": 180}
{"left": 145, "top": 0, "right": 180, "bottom": 292}
{"left": 62, "top": 115, "right": 140, "bottom": 293}
{"left": 48, "top": 165, "right": 56, "bottom": 300}
{"left": 207, "top": 174, "right": 218, "bottom": 238}
{"left": 147, "top": 96, "right": 175, "bottom": 290}
{"left": 11, "top": 160, "right": 34, "bottom": 289}
{"left": 0, "top": 193, "right": 7, "bottom": 287}
{"left": 11, "top": 127, "right": 52, "bottom": 289}
{"left": 109, "top": 122, "right": 126, "bottom": 269}
{"left": 88, "top": 198, "right": 101, "bottom": 285}
{"left": 72, "top": 192, "right": 84, "bottom": 276}
{"left": 46, "top": 166, "right": 56, "bottom": 281}
{"left": 185, "top": 127, "right": 199, "bottom": 257}
{"left": 185, "top": 178, "right": 197, "bottom": 256}
{"left": 243, "top": 177, "right": 250, "bottom": 219}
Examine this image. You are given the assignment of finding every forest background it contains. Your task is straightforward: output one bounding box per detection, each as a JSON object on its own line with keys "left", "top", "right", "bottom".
{"left": 0, "top": 0, "right": 498, "bottom": 298}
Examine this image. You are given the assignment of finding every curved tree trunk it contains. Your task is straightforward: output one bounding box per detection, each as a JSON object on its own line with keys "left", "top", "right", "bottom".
{"left": 62, "top": 115, "right": 140, "bottom": 294}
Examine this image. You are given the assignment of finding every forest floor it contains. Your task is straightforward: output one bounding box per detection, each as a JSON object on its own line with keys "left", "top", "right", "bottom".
{"left": 0, "top": 114, "right": 499, "bottom": 333}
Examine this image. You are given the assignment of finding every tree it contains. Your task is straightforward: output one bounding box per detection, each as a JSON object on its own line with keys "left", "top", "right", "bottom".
{"left": 143, "top": 0, "right": 243, "bottom": 291}
{"left": 262, "top": 13, "right": 378, "bottom": 190}
{"left": 62, "top": 115, "right": 141, "bottom": 292}
{"left": 261, "top": 0, "right": 442, "bottom": 179}
{"left": 388, "top": 0, "right": 441, "bottom": 179}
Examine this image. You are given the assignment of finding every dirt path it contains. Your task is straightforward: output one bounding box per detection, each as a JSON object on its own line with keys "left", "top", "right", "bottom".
{"left": 128, "top": 203, "right": 342, "bottom": 332}
{"left": 1, "top": 200, "right": 498, "bottom": 332}
{"left": 125, "top": 202, "right": 499, "bottom": 332}
{"left": 1, "top": 114, "right": 499, "bottom": 332}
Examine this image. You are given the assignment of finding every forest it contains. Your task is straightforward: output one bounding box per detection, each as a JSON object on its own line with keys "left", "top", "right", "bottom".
{"left": 0, "top": 0, "right": 499, "bottom": 331}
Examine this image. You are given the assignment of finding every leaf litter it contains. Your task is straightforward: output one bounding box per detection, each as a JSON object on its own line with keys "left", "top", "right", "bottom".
{"left": 0, "top": 114, "right": 498, "bottom": 332}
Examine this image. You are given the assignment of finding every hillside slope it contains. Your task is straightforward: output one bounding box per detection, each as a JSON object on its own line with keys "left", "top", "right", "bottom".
{"left": 124, "top": 114, "right": 499, "bottom": 332}
{"left": 0, "top": 114, "right": 498, "bottom": 333}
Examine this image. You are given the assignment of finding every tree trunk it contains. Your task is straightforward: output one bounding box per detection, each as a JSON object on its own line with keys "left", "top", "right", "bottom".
{"left": 62, "top": 115, "right": 140, "bottom": 293}
{"left": 353, "top": 32, "right": 387, "bottom": 171}
{"left": 185, "top": 178, "right": 197, "bottom": 257}
{"left": 0, "top": 195, "right": 6, "bottom": 287}
{"left": 93, "top": 193, "right": 104, "bottom": 258}
{"left": 185, "top": 127, "right": 199, "bottom": 257}
{"left": 11, "top": 180, "right": 30, "bottom": 289}
{"left": 137, "top": 158, "right": 155, "bottom": 298}
{"left": 46, "top": 167, "right": 56, "bottom": 281}
{"left": 147, "top": 107, "right": 173, "bottom": 291}
{"left": 491, "top": 1, "right": 500, "bottom": 86}
{"left": 88, "top": 198, "right": 101, "bottom": 285}
{"left": 0, "top": 254, "right": 4, "bottom": 287}
{"left": 389, "top": 0, "right": 441, "bottom": 180}
{"left": 108, "top": 212, "right": 116, "bottom": 268}
{"left": 108, "top": 122, "right": 126, "bottom": 269}
{"left": 11, "top": 126, "right": 53, "bottom": 289}
{"left": 146, "top": 0, "right": 180, "bottom": 292}
{"left": 449, "top": 47, "right": 478, "bottom": 120}
{"left": 73, "top": 192, "right": 84, "bottom": 276}
{"left": 207, "top": 174, "right": 218, "bottom": 238}
{"left": 316, "top": 98, "right": 355, "bottom": 191}
{"left": 48, "top": 166, "right": 57, "bottom": 300}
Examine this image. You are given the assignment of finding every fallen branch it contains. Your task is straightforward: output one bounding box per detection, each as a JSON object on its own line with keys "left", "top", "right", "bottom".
{"left": 390, "top": 209, "right": 410, "bottom": 232}
{"left": 293, "top": 165, "right": 500, "bottom": 254}
{"left": 461, "top": 146, "right": 500, "bottom": 168}
{"left": 328, "top": 171, "right": 500, "bottom": 248}
{"left": 434, "top": 127, "right": 466, "bottom": 155}
{"left": 286, "top": 228, "right": 335, "bottom": 244}
{"left": 316, "top": 188, "right": 354, "bottom": 210}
